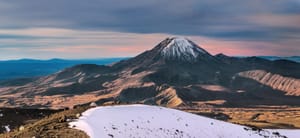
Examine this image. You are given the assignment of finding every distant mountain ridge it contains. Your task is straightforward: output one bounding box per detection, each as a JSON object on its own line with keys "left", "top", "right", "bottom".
{"left": 0, "top": 58, "right": 128, "bottom": 63}
{"left": 0, "top": 56, "right": 298, "bottom": 81}
{"left": 256, "top": 56, "right": 300, "bottom": 63}
{"left": 0, "top": 58, "right": 128, "bottom": 81}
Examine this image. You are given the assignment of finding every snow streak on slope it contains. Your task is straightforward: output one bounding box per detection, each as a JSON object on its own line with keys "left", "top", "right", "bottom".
{"left": 69, "top": 105, "right": 299, "bottom": 138}
{"left": 161, "top": 37, "right": 207, "bottom": 61}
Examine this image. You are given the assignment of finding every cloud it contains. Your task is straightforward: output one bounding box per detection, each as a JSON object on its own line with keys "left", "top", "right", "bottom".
{"left": 0, "top": 27, "right": 299, "bottom": 60}
{"left": 0, "top": 0, "right": 299, "bottom": 59}
{"left": 0, "top": 28, "right": 169, "bottom": 59}
{"left": 0, "top": 0, "right": 299, "bottom": 40}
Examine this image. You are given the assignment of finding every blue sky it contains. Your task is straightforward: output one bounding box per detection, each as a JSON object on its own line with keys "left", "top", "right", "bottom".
{"left": 0, "top": 0, "right": 299, "bottom": 59}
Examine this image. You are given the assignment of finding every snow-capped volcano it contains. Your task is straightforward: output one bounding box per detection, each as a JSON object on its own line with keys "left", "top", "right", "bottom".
{"left": 160, "top": 37, "right": 211, "bottom": 62}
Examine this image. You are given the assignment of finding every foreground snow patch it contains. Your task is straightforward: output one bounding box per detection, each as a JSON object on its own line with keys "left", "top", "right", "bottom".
{"left": 4, "top": 125, "right": 10, "bottom": 132}
{"left": 70, "top": 104, "right": 299, "bottom": 138}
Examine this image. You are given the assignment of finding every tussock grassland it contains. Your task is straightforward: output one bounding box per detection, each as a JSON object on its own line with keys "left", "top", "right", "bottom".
{"left": 2, "top": 105, "right": 300, "bottom": 138}
{"left": 0, "top": 106, "right": 89, "bottom": 138}
{"left": 183, "top": 106, "right": 300, "bottom": 129}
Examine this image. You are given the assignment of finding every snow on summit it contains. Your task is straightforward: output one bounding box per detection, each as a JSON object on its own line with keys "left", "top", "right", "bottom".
{"left": 161, "top": 37, "right": 209, "bottom": 62}
{"left": 69, "top": 104, "right": 298, "bottom": 138}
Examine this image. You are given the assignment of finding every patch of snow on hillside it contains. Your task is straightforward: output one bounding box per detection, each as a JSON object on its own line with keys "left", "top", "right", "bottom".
{"left": 70, "top": 104, "right": 299, "bottom": 138}
{"left": 4, "top": 125, "right": 10, "bottom": 132}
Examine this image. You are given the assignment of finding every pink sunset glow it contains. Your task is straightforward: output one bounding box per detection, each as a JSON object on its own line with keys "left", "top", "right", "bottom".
{"left": 0, "top": 28, "right": 299, "bottom": 59}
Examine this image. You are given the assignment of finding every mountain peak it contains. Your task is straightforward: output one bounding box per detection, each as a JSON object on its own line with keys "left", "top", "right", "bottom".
{"left": 215, "top": 53, "right": 228, "bottom": 58}
{"left": 160, "top": 37, "right": 211, "bottom": 62}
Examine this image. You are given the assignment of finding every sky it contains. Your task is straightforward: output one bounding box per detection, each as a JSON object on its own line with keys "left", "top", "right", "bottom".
{"left": 0, "top": 0, "right": 299, "bottom": 60}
